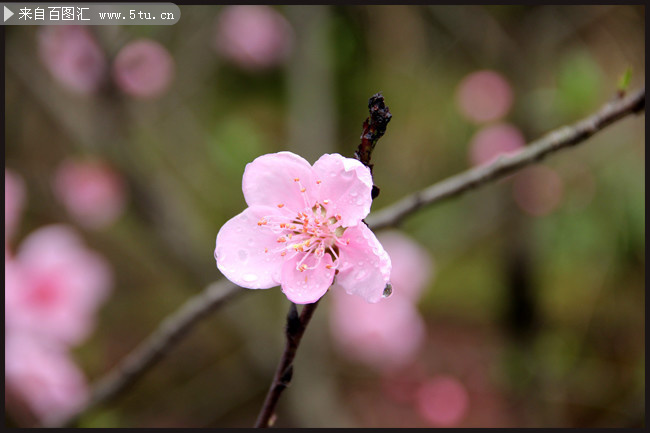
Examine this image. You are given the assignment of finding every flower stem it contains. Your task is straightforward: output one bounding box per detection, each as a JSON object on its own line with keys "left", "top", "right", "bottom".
{"left": 254, "top": 300, "right": 321, "bottom": 428}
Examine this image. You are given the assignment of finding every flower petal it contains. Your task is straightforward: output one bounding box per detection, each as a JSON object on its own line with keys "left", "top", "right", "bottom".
{"left": 242, "top": 151, "right": 315, "bottom": 212}
{"left": 312, "top": 153, "right": 373, "bottom": 227}
{"left": 333, "top": 224, "right": 391, "bottom": 303}
{"left": 215, "top": 205, "right": 288, "bottom": 289}
{"left": 281, "top": 252, "right": 335, "bottom": 304}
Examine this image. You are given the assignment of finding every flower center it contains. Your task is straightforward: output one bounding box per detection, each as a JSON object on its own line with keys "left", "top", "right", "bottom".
{"left": 256, "top": 177, "right": 350, "bottom": 272}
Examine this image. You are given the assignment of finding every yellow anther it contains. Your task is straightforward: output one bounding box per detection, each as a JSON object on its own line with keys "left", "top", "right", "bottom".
{"left": 316, "top": 180, "right": 322, "bottom": 184}
{"left": 281, "top": 251, "right": 287, "bottom": 256}
{"left": 298, "top": 264, "right": 308, "bottom": 272}
{"left": 257, "top": 219, "right": 267, "bottom": 226}
{"left": 323, "top": 199, "right": 330, "bottom": 205}
{"left": 300, "top": 187, "right": 306, "bottom": 193}
{"left": 277, "top": 203, "right": 285, "bottom": 208}
{"left": 264, "top": 248, "right": 269, "bottom": 253}
{"left": 294, "top": 177, "right": 300, "bottom": 182}
{"left": 277, "top": 236, "right": 287, "bottom": 243}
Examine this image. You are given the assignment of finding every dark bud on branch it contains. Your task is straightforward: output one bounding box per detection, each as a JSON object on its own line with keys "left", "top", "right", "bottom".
{"left": 355, "top": 92, "right": 392, "bottom": 200}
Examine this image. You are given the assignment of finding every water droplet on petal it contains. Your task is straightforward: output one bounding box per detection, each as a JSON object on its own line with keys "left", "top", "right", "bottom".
{"left": 238, "top": 249, "right": 249, "bottom": 262}
{"left": 355, "top": 197, "right": 365, "bottom": 206}
{"left": 350, "top": 190, "right": 358, "bottom": 197}
{"left": 383, "top": 282, "right": 393, "bottom": 298}
{"left": 243, "top": 273, "right": 258, "bottom": 282}
{"left": 355, "top": 270, "right": 367, "bottom": 281}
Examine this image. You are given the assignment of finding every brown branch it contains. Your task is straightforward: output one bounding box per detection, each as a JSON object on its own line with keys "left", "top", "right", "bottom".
{"left": 365, "top": 87, "right": 645, "bottom": 231}
{"left": 253, "top": 301, "right": 320, "bottom": 428}
{"left": 52, "top": 86, "right": 643, "bottom": 428}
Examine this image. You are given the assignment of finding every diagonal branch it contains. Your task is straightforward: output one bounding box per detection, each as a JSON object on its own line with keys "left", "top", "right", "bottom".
{"left": 365, "top": 87, "right": 645, "bottom": 231}
{"left": 53, "top": 86, "right": 644, "bottom": 428}
{"left": 51, "top": 280, "right": 241, "bottom": 428}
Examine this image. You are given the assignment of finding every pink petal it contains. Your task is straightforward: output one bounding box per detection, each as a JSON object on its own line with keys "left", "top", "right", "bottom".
{"left": 333, "top": 224, "right": 391, "bottom": 303}
{"left": 280, "top": 253, "right": 335, "bottom": 304}
{"left": 311, "top": 154, "right": 373, "bottom": 227}
{"left": 242, "top": 152, "right": 315, "bottom": 212}
{"left": 215, "top": 205, "right": 289, "bottom": 289}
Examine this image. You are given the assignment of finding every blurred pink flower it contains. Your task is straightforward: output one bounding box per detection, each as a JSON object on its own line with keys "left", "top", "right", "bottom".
{"left": 5, "top": 169, "right": 26, "bottom": 245}
{"left": 329, "top": 293, "right": 426, "bottom": 373}
{"left": 113, "top": 39, "right": 175, "bottom": 99}
{"left": 416, "top": 375, "right": 469, "bottom": 427}
{"left": 329, "top": 231, "right": 433, "bottom": 372}
{"left": 456, "top": 70, "right": 513, "bottom": 123}
{"left": 512, "top": 165, "right": 564, "bottom": 216}
{"left": 468, "top": 123, "right": 525, "bottom": 167}
{"left": 214, "top": 5, "right": 294, "bottom": 71}
{"left": 53, "top": 158, "right": 127, "bottom": 229}
{"left": 38, "top": 26, "right": 107, "bottom": 95}
{"left": 5, "top": 333, "right": 88, "bottom": 425}
{"left": 215, "top": 152, "right": 391, "bottom": 304}
{"left": 5, "top": 225, "right": 112, "bottom": 346}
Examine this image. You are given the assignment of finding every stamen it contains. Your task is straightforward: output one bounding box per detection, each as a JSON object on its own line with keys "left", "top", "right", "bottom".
{"left": 294, "top": 178, "right": 300, "bottom": 182}
{"left": 316, "top": 180, "right": 322, "bottom": 184}
{"left": 323, "top": 199, "right": 330, "bottom": 205}
{"left": 277, "top": 236, "right": 287, "bottom": 243}
{"left": 277, "top": 203, "right": 285, "bottom": 208}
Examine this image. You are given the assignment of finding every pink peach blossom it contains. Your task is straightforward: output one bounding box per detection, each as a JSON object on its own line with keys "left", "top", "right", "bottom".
{"left": 38, "top": 26, "right": 107, "bottom": 95}
{"left": 5, "top": 225, "right": 112, "bottom": 346}
{"left": 113, "top": 39, "right": 175, "bottom": 99}
{"left": 456, "top": 70, "right": 513, "bottom": 124}
{"left": 5, "top": 332, "right": 88, "bottom": 425}
{"left": 468, "top": 123, "right": 525, "bottom": 167}
{"left": 53, "top": 158, "right": 127, "bottom": 229}
{"left": 215, "top": 152, "right": 391, "bottom": 304}
{"left": 214, "top": 6, "right": 294, "bottom": 71}
{"left": 5, "top": 169, "right": 26, "bottom": 245}
{"left": 416, "top": 375, "right": 470, "bottom": 427}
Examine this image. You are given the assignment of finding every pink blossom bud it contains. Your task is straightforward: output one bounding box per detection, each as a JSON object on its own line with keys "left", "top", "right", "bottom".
{"left": 38, "top": 26, "right": 107, "bottom": 95}
{"left": 53, "top": 158, "right": 127, "bottom": 230}
{"left": 113, "top": 39, "right": 175, "bottom": 99}
{"left": 214, "top": 6, "right": 294, "bottom": 71}
{"left": 456, "top": 70, "right": 513, "bottom": 124}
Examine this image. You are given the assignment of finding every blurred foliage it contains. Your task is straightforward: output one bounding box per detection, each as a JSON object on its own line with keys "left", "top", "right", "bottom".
{"left": 5, "top": 4, "right": 644, "bottom": 428}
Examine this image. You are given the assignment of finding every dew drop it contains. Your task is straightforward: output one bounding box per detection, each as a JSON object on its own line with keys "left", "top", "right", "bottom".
{"left": 243, "top": 273, "right": 258, "bottom": 282}
{"left": 238, "top": 249, "right": 249, "bottom": 262}
{"left": 355, "top": 270, "right": 367, "bottom": 281}
{"left": 382, "top": 282, "right": 393, "bottom": 298}
{"left": 355, "top": 197, "right": 365, "bottom": 206}
{"left": 350, "top": 190, "right": 358, "bottom": 197}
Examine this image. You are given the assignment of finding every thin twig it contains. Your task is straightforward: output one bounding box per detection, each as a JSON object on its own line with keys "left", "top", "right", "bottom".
{"left": 254, "top": 302, "right": 321, "bottom": 428}
{"left": 52, "top": 280, "right": 241, "bottom": 428}
{"left": 53, "top": 86, "right": 643, "bottom": 428}
{"left": 365, "top": 87, "right": 645, "bottom": 231}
